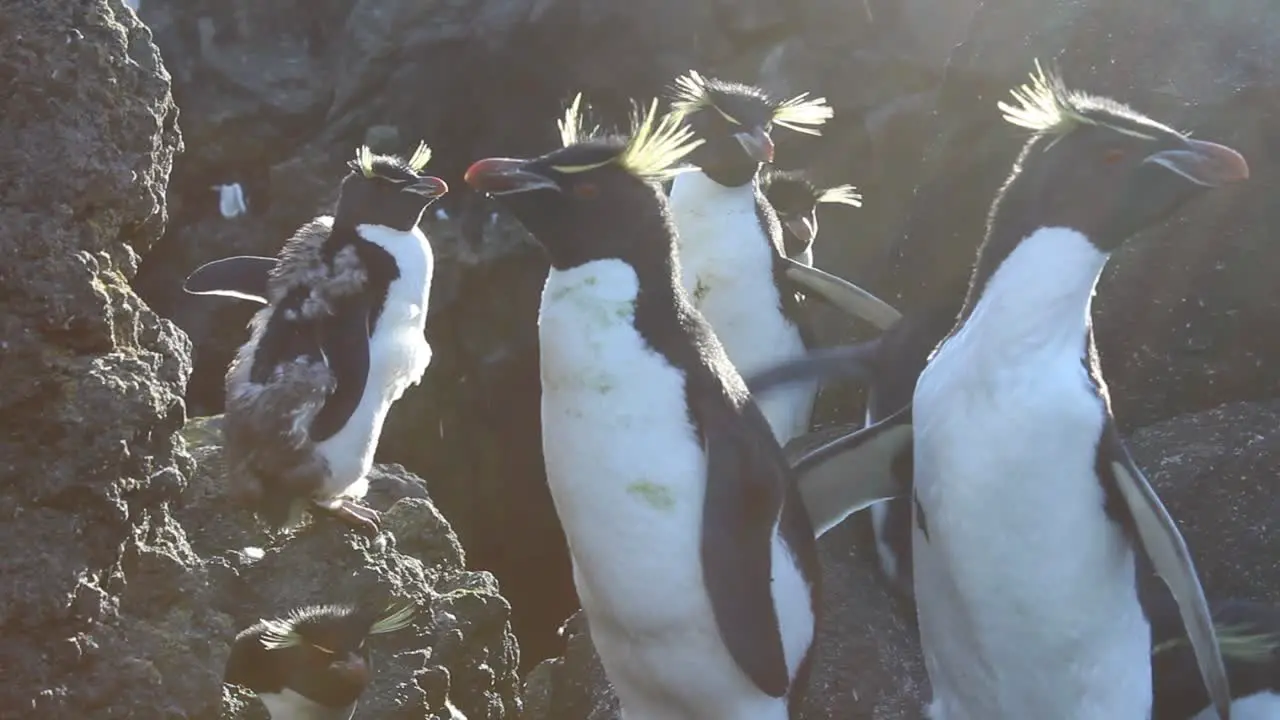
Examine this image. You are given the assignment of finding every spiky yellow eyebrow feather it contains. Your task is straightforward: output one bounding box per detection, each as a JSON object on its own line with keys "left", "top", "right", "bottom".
{"left": 816, "top": 184, "right": 863, "bottom": 207}
{"left": 405, "top": 141, "right": 433, "bottom": 173}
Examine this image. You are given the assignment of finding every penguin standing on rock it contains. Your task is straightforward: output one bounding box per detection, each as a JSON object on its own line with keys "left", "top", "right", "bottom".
{"left": 746, "top": 62, "right": 1249, "bottom": 718}
{"left": 464, "top": 95, "right": 820, "bottom": 719}
{"left": 183, "top": 144, "right": 447, "bottom": 534}
{"left": 665, "top": 70, "right": 900, "bottom": 450}
{"left": 224, "top": 601, "right": 417, "bottom": 720}
{"left": 760, "top": 168, "right": 863, "bottom": 267}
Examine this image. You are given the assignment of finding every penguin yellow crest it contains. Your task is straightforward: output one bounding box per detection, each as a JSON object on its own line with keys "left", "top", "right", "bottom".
{"left": 998, "top": 60, "right": 1163, "bottom": 142}
{"left": 1153, "top": 620, "right": 1280, "bottom": 664}
{"left": 354, "top": 145, "right": 376, "bottom": 179}
{"left": 405, "top": 141, "right": 433, "bottom": 173}
{"left": 256, "top": 600, "right": 418, "bottom": 650}
{"left": 816, "top": 184, "right": 863, "bottom": 208}
{"left": 668, "top": 70, "right": 834, "bottom": 136}
{"left": 550, "top": 94, "right": 704, "bottom": 181}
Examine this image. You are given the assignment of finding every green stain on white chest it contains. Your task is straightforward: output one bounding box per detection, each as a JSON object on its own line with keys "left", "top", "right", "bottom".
{"left": 626, "top": 480, "right": 676, "bottom": 511}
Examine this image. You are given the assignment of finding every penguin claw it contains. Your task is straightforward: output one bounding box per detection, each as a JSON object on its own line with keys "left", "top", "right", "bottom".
{"left": 312, "top": 499, "right": 381, "bottom": 536}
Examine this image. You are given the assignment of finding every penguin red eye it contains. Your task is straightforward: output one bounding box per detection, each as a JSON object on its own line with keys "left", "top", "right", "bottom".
{"left": 573, "top": 182, "right": 599, "bottom": 200}
{"left": 1103, "top": 148, "right": 1126, "bottom": 164}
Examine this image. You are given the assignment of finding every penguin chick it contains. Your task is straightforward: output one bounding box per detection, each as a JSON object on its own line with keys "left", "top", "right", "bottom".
{"left": 760, "top": 168, "right": 862, "bottom": 265}
{"left": 464, "top": 95, "right": 821, "bottom": 719}
{"left": 187, "top": 143, "right": 447, "bottom": 534}
{"left": 225, "top": 601, "right": 417, "bottom": 720}
{"left": 1152, "top": 596, "right": 1280, "bottom": 720}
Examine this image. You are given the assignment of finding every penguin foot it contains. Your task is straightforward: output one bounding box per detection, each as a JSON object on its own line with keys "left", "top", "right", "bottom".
{"left": 312, "top": 499, "right": 381, "bottom": 536}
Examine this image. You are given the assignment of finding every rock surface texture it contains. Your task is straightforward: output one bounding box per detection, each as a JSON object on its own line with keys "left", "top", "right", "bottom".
{"left": 183, "top": 417, "right": 522, "bottom": 720}
{"left": 0, "top": 1, "right": 521, "bottom": 716}
{"left": 122, "top": 0, "right": 1280, "bottom": 707}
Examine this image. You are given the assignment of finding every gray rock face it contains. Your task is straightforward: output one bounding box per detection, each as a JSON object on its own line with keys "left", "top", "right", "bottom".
{"left": 181, "top": 418, "right": 522, "bottom": 719}
{"left": 0, "top": 2, "right": 523, "bottom": 715}
{"left": 0, "top": 1, "right": 192, "bottom": 715}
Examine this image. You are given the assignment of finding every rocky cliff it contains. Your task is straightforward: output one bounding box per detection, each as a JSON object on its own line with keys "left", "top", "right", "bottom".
{"left": 7, "top": 0, "right": 1277, "bottom": 716}
{"left": 0, "top": 1, "right": 520, "bottom": 717}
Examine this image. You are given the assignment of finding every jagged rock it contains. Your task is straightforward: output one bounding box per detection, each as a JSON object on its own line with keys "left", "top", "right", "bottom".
{"left": 521, "top": 523, "right": 930, "bottom": 720}
{"left": 180, "top": 416, "right": 523, "bottom": 719}
{"left": 878, "top": 0, "right": 1280, "bottom": 429}
{"left": 0, "top": 0, "right": 196, "bottom": 716}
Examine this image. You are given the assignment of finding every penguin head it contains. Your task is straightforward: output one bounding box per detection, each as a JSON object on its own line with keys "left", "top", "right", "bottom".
{"left": 667, "top": 71, "right": 834, "bottom": 187}
{"left": 992, "top": 61, "right": 1249, "bottom": 252}
{"left": 335, "top": 143, "right": 449, "bottom": 233}
{"left": 762, "top": 168, "right": 862, "bottom": 257}
{"left": 224, "top": 601, "right": 417, "bottom": 716}
{"left": 464, "top": 94, "right": 703, "bottom": 268}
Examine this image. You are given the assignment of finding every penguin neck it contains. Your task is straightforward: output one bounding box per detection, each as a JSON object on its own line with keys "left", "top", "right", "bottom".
{"left": 669, "top": 171, "right": 760, "bottom": 223}
{"left": 957, "top": 226, "right": 1108, "bottom": 357}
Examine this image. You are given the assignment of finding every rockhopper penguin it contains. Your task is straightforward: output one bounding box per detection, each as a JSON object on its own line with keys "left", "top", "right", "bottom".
{"left": 744, "top": 61, "right": 1250, "bottom": 718}
{"left": 464, "top": 95, "right": 821, "bottom": 719}
{"left": 184, "top": 144, "right": 447, "bottom": 534}
{"left": 665, "top": 70, "right": 900, "bottom": 451}
{"left": 760, "top": 167, "right": 863, "bottom": 268}
{"left": 1150, "top": 595, "right": 1280, "bottom": 720}
{"left": 224, "top": 600, "right": 416, "bottom": 720}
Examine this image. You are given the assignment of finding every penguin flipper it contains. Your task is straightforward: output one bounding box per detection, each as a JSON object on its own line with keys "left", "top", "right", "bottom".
{"left": 1101, "top": 420, "right": 1232, "bottom": 720}
{"left": 183, "top": 255, "right": 276, "bottom": 304}
{"left": 309, "top": 295, "right": 372, "bottom": 443}
{"left": 780, "top": 257, "right": 902, "bottom": 330}
{"left": 786, "top": 406, "right": 913, "bottom": 537}
{"left": 745, "top": 339, "right": 883, "bottom": 399}
{"left": 694, "top": 389, "right": 793, "bottom": 698}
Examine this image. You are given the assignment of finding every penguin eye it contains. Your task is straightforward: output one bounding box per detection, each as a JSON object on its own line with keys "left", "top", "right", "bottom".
{"left": 572, "top": 182, "right": 599, "bottom": 200}
{"left": 1102, "top": 148, "right": 1126, "bottom": 165}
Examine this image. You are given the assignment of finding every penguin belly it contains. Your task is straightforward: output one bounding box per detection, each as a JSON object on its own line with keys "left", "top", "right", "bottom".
{"left": 258, "top": 688, "right": 356, "bottom": 720}
{"left": 313, "top": 244, "right": 432, "bottom": 501}
{"left": 670, "top": 180, "right": 814, "bottom": 447}
{"left": 538, "top": 260, "right": 809, "bottom": 720}
{"left": 911, "top": 342, "right": 1150, "bottom": 720}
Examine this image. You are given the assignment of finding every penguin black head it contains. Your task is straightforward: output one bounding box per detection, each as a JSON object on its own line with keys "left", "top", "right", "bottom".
{"left": 989, "top": 61, "right": 1249, "bottom": 253}
{"left": 463, "top": 94, "right": 704, "bottom": 269}
{"left": 667, "top": 71, "right": 834, "bottom": 187}
{"left": 761, "top": 168, "right": 862, "bottom": 257}
{"left": 335, "top": 143, "right": 449, "bottom": 233}
{"left": 224, "top": 601, "right": 417, "bottom": 717}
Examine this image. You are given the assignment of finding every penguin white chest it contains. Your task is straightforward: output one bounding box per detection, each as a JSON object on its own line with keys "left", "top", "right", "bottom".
{"left": 313, "top": 225, "right": 435, "bottom": 496}
{"left": 910, "top": 228, "right": 1149, "bottom": 719}
{"left": 669, "top": 173, "right": 812, "bottom": 445}
{"left": 537, "top": 260, "right": 798, "bottom": 719}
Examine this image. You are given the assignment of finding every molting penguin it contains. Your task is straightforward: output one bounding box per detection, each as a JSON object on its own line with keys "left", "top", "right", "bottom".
{"left": 665, "top": 70, "right": 899, "bottom": 449}
{"left": 1151, "top": 595, "right": 1280, "bottom": 720}
{"left": 760, "top": 168, "right": 863, "bottom": 267}
{"left": 745, "top": 62, "right": 1249, "bottom": 719}
{"left": 184, "top": 144, "right": 447, "bottom": 534}
{"left": 224, "top": 601, "right": 416, "bottom": 720}
{"left": 463, "top": 95, "right": 821, "bottom": 719}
